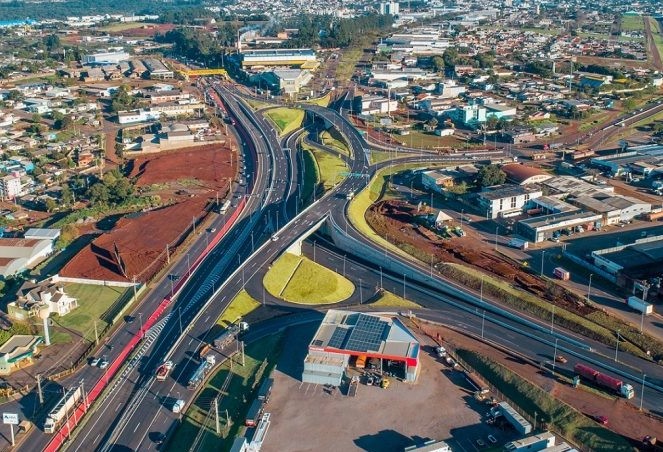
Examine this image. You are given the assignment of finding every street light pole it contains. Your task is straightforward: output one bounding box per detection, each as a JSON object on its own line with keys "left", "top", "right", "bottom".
{"left": 494, "top": 226, "right": 499, "bottom": 250}
{"left": 552, "top": 338, "right": 559, "bottom": 376}
{"left": 481, "top": 310, "right": 486, "bottom": 339}
{"left": 614, "top": 330, "right": 621, "bottom": 362}
{"left": 640, "top": 373, "right": 646, "bottom": 411}
{"left": 551, "top": 304, "right": 555, "bottom": 333}
{"left": 540, "top": 250, "right": 546, "bottom": 276}
{"left": 587, "top": 273, "right": 593, "bottom": 302}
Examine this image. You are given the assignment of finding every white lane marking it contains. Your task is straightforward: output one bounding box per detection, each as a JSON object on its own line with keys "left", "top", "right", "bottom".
{"left": 133, "top": 422, "right": 141, "bottom": 433}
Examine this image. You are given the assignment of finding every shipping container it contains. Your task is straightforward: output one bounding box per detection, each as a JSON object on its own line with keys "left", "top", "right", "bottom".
{"left": 553, "top": 267, "right": 570, "bottom": 280}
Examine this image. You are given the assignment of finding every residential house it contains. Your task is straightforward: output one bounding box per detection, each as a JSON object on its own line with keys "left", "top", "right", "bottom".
{"left": 9, "top": 276, "right": 78, "bottom": 319}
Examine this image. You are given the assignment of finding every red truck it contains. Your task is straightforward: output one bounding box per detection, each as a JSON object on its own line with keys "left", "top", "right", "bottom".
{"left": 155, "top": 361, "right": 173, "bottom": 381}
{"left": 574, "top": 363, "right": 634, "bottom": 399}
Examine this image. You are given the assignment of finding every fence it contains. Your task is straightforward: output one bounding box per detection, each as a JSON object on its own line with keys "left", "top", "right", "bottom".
{"left": 50, "top": 275, "right": 136, "bottom": 288}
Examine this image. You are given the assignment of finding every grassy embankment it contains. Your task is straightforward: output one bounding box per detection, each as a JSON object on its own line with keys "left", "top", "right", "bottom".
{"left": 263, "top": 107, "right": 305, "bottom": 136}
{"left": 457, "top": 349, "right": 633, "bottom": 452}
{"left": 263, "top": 252, "right": 354, "bottom": 304}
{"left": 216, "top": 290, "right": 261, "bottom": 328}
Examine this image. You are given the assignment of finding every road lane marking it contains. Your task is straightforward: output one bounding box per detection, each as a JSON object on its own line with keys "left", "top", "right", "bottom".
{"left": 133, "top": 422, "right": 141, "bottom": 433}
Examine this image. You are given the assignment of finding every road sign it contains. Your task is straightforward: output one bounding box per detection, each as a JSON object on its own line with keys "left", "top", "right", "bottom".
{"left": 2, "top": 413, "right": 18, "bottom": 425}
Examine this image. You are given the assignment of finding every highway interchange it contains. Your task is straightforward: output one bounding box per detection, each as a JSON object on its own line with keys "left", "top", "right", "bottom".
{"left": 10, "top": 83, "right": 663, "bottom": 451}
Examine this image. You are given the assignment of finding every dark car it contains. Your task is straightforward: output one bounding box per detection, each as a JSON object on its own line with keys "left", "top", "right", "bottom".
{"left": 125, "top": 315, "right": 135, "bottom": 324}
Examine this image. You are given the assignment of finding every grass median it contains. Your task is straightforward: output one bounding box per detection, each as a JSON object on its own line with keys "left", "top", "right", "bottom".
{"left": 264, "top": 252, "right": 354, "bottom": 304}
{"left": 217, "top": 290, "right": 261, "bottom": 328}
{"left": 264, "top": 107, "right": 304, "bottom": 136}
{"left": 371, "top": 290, "right": 421, "bottom": 309}
{"left": 167, "top": 332, "right": 283, "bottom": 452}
{"left": 302, "top": 142, "right": 348, "bottom": 190}
{"left": 320, "top": 129, "right": 350, "bottom": 156}
{"left": 457, "top": 349, "right": 633, "bottom": 452}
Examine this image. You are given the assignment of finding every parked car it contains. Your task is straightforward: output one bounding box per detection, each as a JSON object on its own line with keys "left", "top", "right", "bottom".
{"left": 595, "top": 415, "right": 608, "bottom": 425}
{"left": 99, "top": 358, "right": 109, "bottom": 369}
{"left": 487, "top": 435, "right": 498, "bottom": 444}
{"left": 555, "top": 355, "right": 568, "bottom": 364}
{"left": 90, "top": 357, "right": 100, "bottom": 367}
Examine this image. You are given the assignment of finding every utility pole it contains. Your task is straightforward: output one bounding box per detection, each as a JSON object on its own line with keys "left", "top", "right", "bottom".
{"left": 214, "top": 397, "right": 220, "bottom": 434}
{"left": 241, "top": 341, "right": 245, "bottom": 366}
{"left": 166, "top": 244, "right": 170, "bottom": 264}
{"left": 93, "top": 320, "right": 99, "bottom": 345}
{"left": 37, "top": 374, "right": 43, "bottom": 405}
{"left": 359, "top": 279, "right": 363, "bottom": 304}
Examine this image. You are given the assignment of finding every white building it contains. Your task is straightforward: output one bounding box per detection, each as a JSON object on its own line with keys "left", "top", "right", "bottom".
{"left": 12, "top": 277, "right": 78, "bottom": 318}
{"left": 272, "top": 69, "right": 313, "bottom": 95}
{"left": 379, "top": 1, "right": 399, "bottom": 15}
{"left": 83, "top": 51, "right": 130, "bottom": 65}
{"left": 0, "top": 173, "right": 22, "bottom": 199}
{"left": 478, "top": 184, "right": 543, "bottom": 219}
{"left": 357, "top": 95, "right": 399, "bottom": 115}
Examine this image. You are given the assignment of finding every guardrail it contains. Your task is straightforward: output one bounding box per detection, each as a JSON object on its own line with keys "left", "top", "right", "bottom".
{"left": 43, "top": 197, "right": 248, "bottom": 452}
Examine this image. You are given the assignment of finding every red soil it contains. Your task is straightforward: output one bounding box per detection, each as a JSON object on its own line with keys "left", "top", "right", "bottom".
{"left": 61, "top": 144, "right": 236, "bottom": 283}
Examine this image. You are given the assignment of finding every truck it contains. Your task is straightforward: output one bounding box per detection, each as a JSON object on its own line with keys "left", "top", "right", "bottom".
{"left": 44, "top": 387, "right": 83, "bottom": 433}
{"left": 257, "top": 377, "right": 274, "bottom": 403}
{"left": 187, "top": 355, "right": 217, "bottom": 390}
{"left": 219, "top": 199, "right": 231, "bottom": 215}
{"left": 507, "top": 238, "right": 529, "bottom": 250}
{"left": 171, "top": 399, "right": 185, "bottom": 414}
{"left": 573, "top": 363, "right": 634, "bottom": 398}
{"left": 463, "top": 371, "right": 490, "bottom": 395}
{"left": 553, "top": 267, "right": 570, "bottom": 281}
{"left": 245, "top": 399, "right": 264, "bottom": 427}
{"left": 155, "top": 360, "right": 173, "bottom": 381}
{"left": 213, "top": 321, "right": 249, "bottom": 349}
{"left": 627, "top": 296, "right": 653, "bottom": 315}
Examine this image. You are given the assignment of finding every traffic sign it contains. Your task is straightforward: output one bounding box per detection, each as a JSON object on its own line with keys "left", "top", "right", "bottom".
{"left": 2, "top": 413, "right": 18, "bottom": 425}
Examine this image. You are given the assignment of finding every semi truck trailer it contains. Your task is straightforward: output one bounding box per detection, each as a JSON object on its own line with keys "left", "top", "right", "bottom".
{"left": 187, "top": 355, "right": 216, "bottom": 390}
{"left": 44, "top": 387, "right": 83, "bottom": 433}
{"left": 574, "top": 363, "right": 634, "bottom": 398}
{"left": 627, "top": 296, "right": 653, "bottom": 315}
{"left": 213, "top": 321, "right": 249, "bottom": 349}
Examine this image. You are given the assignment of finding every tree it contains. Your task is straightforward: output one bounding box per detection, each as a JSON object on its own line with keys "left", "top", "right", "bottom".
{"left": 61, "top": 185, "right": 74, "bottom": 205}
{"left": 54, "top": 115, "right": 73, "bottom": 130}
{"left": 57, "top": 223, "right": 78, "bottom": 249}
{"left": 44, "top": 34, "right": 61, "bottom": 52}
{"left": 431, "top": 55, "right": 444, "bottom": 72}
{"left": 477, "top": 164, "right": 506, "bottom": 187}
{"left": 44, "top": 198, "right": 57, "bottom": 212}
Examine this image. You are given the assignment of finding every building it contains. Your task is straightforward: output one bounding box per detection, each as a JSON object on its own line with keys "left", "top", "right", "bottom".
{"left": 448, "top": 104, "right": 487, "bottom": 127}
{"left": 421, "top": 169, "right": 454, "bottom": 192}
{"left": 9, "top": 277, "right": 78, "bottom": 319}
{"left": 590, "top": 235, "right": 663, "bottom": 290}
{"left": 24, "top": 228, "right": 61, "bottom": 242}
{"left": 404, "top": 440, "right": 451, "bottom": 452}
{"left": 0, "top": 173, "right": 22, "bottom": 199}
{"left": 541, "top": 176, "right": 614, "bottom": 198}
{"left": 302, "top": 310, "right": 420, "bottom": 386}
{"left": 517, "top": 210, "right": 603, "bottom": 243}
{"left": 272, "top": 69, "right": 313, "bottom": 95}
{"left": 379, "top": 1, "right": 400, "bottom": 15}
{"left": 0, "top": 238, "right": 55, "bottom": 277}
{"left": 356, "top": 95, "right": 399, "bottom": 115}
{"left": 143, "top": 59, "right": 174, "bottom": 79}
{"left": 570, "top": 194, "right": 651, "bottom": 225}
{"left": 501, "top": 164, "right": 552, "bottom": 185}
{"left": 0, "top": 335, "right": 43, "bottom": 376}
{"left": 82, "top": 51, "right": 130, "bottom": 65}
{"left": 118, "top": 103, "right": 204, "bottom": 124}
{"left": 477, "top": 184, "right": 543, "bottom": 219}
{"left": 241, "top": 49, "right": 317, "bottom": 69}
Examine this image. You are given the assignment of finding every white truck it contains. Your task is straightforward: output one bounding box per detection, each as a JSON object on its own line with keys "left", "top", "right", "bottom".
{"left": 627, "top": 296, "right": 653, "bottom": 315}
{"left": 213, "top": 322, "right": 249, "bottom": 349}
{"left": 44, "top": 387, "right": 83, "bottom": 433}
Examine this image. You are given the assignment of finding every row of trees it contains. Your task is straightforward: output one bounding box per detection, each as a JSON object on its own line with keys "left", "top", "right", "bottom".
{"left": 282, "top": 14, "right": 394, "bottom": 49}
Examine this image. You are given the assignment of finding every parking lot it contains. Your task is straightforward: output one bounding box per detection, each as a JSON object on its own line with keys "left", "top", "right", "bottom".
{"left": 263, "top": 324, "right": 519, "bottom": 452}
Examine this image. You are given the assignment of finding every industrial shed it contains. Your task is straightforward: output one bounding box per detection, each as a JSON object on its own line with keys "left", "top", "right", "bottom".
{"left": 302, "top": 310, "right": 420, "bottom": 386}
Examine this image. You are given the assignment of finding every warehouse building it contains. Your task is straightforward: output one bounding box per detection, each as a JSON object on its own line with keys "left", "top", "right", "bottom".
{"left": 501, "top": 164, "right": 552, "bottom": 185}
{"left": 477, "top": 184, "right": 542, "bottom": 219}
{"left": 302, "top": 310, "right": 420, "bottom": 386}
{"left": 240, "top": 49, "right": 317, "bottom": 69}
{"left": 517, "top": 210, "right": 602, "bottom": 243}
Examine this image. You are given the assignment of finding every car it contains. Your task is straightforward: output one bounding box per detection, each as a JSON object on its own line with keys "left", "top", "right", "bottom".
{"left": 487, "top": 435, "right": 498, "bottom": 444}
{"left": 99, "top": 358, "right": 109, "bottom": 369}
{"left": 271, "top": 235, "right": 279, "bottom": 241}
{"left": 595, "top": 415, "right": 608, "bottom": 425}
{"left": 90, "top": 357, "right": 100, "bottom": 367}
{"left": 208, "top": 227, "right": 216, "bottom": 233}
{"left": 125, "top": 315, "right": 135, "bottom": 324}
{"left": 555, "top": 355, "right": 568, "bottom": 364}
{"left": 476, "top": 439, "right": 486, "bottom": 447}
{"left": 154, "top": 432, "right": 166, "bottom": 445}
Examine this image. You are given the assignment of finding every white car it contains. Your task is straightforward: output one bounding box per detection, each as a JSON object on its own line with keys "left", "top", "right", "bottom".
{"left": 99, "top": 358, "right": 109, "bottom": 369}
{"left": 90, "top": 357, "right": 100, "bottom": 367}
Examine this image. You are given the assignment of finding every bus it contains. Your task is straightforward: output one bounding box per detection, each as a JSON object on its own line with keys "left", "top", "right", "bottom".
{"left": 219, "top": 200, "right": 231, "bottom": 215}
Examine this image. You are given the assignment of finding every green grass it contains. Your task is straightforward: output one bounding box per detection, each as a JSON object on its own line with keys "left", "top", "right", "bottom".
{"left": 300, "top": 149, "right": 318, "bottom": 204}
{"left": 578, "top": 112, "right": 611, "bottom": 132}
{"left": 649, "top": 18, "right": 663, "bottom": 62}
{"left": 320, "top": 129, "right": 350, "bottom": 156}
{"left": 388, "top": 129, "right": 463, "bottom": 150}
{"left": 457, "top": 349, "right": 633, "bottom": 452}
{"left": 217, "top": 290, "right": 260, "bottom": 328}
{"left": 264, "top": 107, "right": 304, "bottom": 136}
{"left": 303, "top": 142, "right": 349, "bottom": 190}
{"left": 263, "top": 252, "right": 354, "bottom": 304}
{"left": 372, "top": 290, "right": 421, "bottom": 309}
{"left": 632, "top": 110, "right": 663, "bottom": 128}
{"left": 98, "top": 21, "right": 157, "bottom": 32}
{"left": 302, "top": 92, "right": 331, "bottom": 107}
{"left": 55, "top": 284, "right": 128, "bottom": 342}
{"left": 167, "top": 332, "right": 283, "bottom": 452}
{"left": 336, "top": 47, "right": 363, "bottom": 83}
{"left": 244, "top": 98, "right": 270, "bottom": 110}
{"left": 621, "top": 15, "right": 645, "bottom": 32}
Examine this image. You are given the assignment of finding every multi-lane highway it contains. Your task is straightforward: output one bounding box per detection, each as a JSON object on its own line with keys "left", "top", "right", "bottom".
{"left": 16, "top": 81, "right": 663, "bottom": 451}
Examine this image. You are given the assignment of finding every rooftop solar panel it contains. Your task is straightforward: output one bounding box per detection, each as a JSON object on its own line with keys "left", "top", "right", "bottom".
{"left": 345, "top": 314, "right": 388, "bottom": 352}
{"left": 328, "top": 327, "right": 349, "bottom": 349}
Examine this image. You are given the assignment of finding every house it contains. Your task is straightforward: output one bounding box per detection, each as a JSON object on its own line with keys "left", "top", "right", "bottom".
{"left": 0, "top": 335, "right": 43, "bottom": 375}
{"left": 421, "top": 169, "right": 454, "bottom": 193}
{"left": 9, "top": 277, "right": 78, "bottom": 319}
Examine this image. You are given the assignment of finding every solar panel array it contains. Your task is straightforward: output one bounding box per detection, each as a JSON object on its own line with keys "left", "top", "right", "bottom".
{"left": 345, "top": 314, "right": 388, "bottom": 352}
{"left": 328, "top": 327, "right": 349, "bottom": 349}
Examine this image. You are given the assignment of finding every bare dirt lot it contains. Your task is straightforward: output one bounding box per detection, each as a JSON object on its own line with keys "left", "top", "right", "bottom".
{"left": 417, "top": 321, "right": 663, "bottom": 443}
{"left": 61, "top": 144, "right": 236, "bottom": 282}
{"left": 264, "top": 324, "right": 519, "bottom": 452}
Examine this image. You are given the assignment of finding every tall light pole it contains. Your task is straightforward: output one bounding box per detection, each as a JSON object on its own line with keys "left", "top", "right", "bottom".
{"left": 494, "top": 226, "right": 499, "bottom": 250}
{"left": 551, "top": 304, "right": 555, "bottom": 333}
{"left": 540, "top": 250, "right": 546, "bottom": 276}
{"left": 552, "top": 337, "right": 559, "bottom": 376}
{"left": 481, "top": 310, "right": 486, "bottom": 339}
{"left": 587, "top": 273, "right": 593, "bottom": 302}
{"left": 640, "top": 373, "right": 646, "bottom": 411}
{"left": 614, "top": 330, "right": 621, "bottom": 362}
